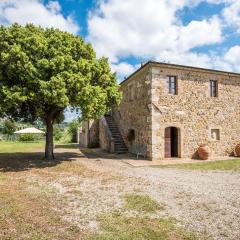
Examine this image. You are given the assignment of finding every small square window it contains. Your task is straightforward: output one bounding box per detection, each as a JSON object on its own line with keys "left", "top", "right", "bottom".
{"left": 211, "top": 129, "right": 220, "bottom": 140}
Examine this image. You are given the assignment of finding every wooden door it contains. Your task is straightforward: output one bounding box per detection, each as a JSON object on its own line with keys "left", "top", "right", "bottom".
{"left": 165, "top": 127, "right": 171, "bottom": 158}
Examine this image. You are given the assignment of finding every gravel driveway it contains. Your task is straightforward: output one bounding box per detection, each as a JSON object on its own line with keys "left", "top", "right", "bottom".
{"left": 71, "top": 149, "right": 240, "bottom": 240}
{"left": 25, "top": 146, "right": 240, "bottom": 240}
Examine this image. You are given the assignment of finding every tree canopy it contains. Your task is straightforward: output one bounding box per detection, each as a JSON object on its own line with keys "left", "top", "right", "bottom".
{"left": 0, "top": 24, "right": 121, "bottom": 159}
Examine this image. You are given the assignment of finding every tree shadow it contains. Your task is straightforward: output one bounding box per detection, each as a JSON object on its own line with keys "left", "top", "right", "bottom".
{"left": 54, "top": 143, "right": 78, "bottom": 149}
{"left": 0, "top": 149, "right": 84, "bottom": 173}
{"left": 80, "top": 148, "right": 143, "bottom": 161}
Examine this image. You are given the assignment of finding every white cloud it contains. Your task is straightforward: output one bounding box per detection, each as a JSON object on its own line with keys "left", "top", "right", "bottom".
{"left": 222, "top": 1, "right": 240, "bottom": 32}
{"left": 87, "top": 0, "right": 225, "bottom": 76}
{"left": 0, "top": 0, "right": 79, "bottom": 34}
{"left": 88, "top": 0, "right": 240, "bottom": 77}
{"left": 111, "top": 62, "right": 137, "bottom": 76}
{"left": 47, "top": 1, "right": 61, "bottom": 14}
{"left": 223, "top": 45, "right": 240, "bottom": 71}
{"left": 88, "top": 0, "right": 223, "bottom": 61}
{"left": 178, "top": 16, "right": 223, "bottom": 51}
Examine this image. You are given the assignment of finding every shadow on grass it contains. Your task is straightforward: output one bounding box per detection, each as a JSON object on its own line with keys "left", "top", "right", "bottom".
{"left": 80, "top": 148, "right": 143, "bottom": 161}
{"left": 0, "top": 144, "right": 85, "bottom": 173}
{"left": 54, "top": 143, "right": 78, "bottom": 149}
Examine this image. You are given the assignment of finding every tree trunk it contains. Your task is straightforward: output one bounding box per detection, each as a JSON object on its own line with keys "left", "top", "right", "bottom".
{"left": 45, "top": 115, "right": 54, "bottom": 160}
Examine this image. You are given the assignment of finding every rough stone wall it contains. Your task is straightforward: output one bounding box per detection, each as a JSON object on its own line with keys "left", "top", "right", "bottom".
{"left": 112, "top": 66, "right": 153, "bottom": 158}
{"left": 99, "top": 117, "right": 113, "bottom": 152}
{"left": 79, "top": 120, "right": 99, "bottom": 148}
{"left": 88, "top": 120, "right": 99, "bottom": 147}
{"left": 79, "top": 121, "right": 89, "bottom": 147}
{"left": 151, "top": 64, "right": 240, "bottom": 159}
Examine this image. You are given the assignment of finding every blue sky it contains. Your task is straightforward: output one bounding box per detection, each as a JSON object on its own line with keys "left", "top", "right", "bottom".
{"left": 1, "top": 0, "right": 240, "bottom": 121}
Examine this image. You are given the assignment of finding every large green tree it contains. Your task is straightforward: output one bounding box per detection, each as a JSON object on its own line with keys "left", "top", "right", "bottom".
{"left": 0, "top": 24, "right": 121, "bottom": 160}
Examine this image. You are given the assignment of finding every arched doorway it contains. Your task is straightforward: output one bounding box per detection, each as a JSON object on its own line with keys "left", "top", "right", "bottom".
{"left": 165, "top": 127, "right": 180, "bottom": 158}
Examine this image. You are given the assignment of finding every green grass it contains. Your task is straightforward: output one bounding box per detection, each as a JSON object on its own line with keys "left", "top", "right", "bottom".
{"left": 159, "top": 159, "right": 240, "bottom": 171}
{"left": 124, "top": 194, "right": 164, "bottom": 213}
{"left": 0, "top": 141, "right": 44, "bottom": 153}
{"left": 87, "top": 212, "right": 202, "bottom": 240}
{"left": 86, "top": 194, "right": 204, "bottom": 239}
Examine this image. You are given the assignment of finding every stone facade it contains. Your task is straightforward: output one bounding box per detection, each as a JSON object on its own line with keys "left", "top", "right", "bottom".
{"left": 113, "top": 61, "right": 240, "bottom": 160}
{"left": 99, "top": 117, "right": 115, "bottom": 153}
{"left": 112, "top": 66, "right": 153, "bottom": 158}
{"left": 79, "top": 119, "right": 99, "bottom": 148}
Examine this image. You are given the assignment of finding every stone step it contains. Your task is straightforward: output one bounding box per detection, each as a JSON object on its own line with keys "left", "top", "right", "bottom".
{"left": 115, "top": 145, "right": 127, "bottom": 149}
{"left": 115, "top": 147, "right": 128, "bottom": 150}
{"left": 108, "top": 128, "right": 119, "bottom": 131}
{"left": 105, "top": 115, "right": 128, "bottom": 154}
{"left": 111, "top": 132, "right": 122, "bottom": 135}
{"left": 113, "top": 138, "right": 124, "bottom": 142}
{"left": 111, "top": 133, "right": 122, "bottom": 136}
{"left": 107, "top": 125, "right": 118, "bottom": 128}
{"left": 115, "top": 146, "right": 127, "bottom": 149}
{"left": 114, "top": 140, "right": 125, "bottom": 144}
{"left": 115, "top": 151, "right": 128, "bottom": 154}
{"left": 115, "top": 149, "right": 128, "bottom": 152}
{"left": 108, "top": 126, "right": 118, "bottom": 130}
{"left": 114, "top": 141, "right": 126, "bottom": 144}
{"left": 114, "top": 140, "right": 125, "bottom": 143}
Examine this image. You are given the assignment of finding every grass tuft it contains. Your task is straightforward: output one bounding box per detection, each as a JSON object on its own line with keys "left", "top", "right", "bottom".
{"left": 51, "top": 161, "right": 87, "bottom": 175}
{"left": 159, "top": 159, "right": 240, "bottom": 171}
{"left": 87, "top": 212, "right": 201, "bottom": 240}
{"left": 124, "top": 194, "right": 164, "bottom": 213}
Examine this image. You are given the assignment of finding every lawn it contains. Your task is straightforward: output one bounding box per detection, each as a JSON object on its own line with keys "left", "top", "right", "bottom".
{"left": 123, "top": 194, "right": 165, "bottom": 213}
{"left": 160, "top": 158, "right": 240, "bottom": 171}
{"left": 0, "top": 141, "right": 44, "bottom": 153}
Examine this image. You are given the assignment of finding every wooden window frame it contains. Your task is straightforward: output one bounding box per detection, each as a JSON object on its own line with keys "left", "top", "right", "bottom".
{"left": 210, "top": 80, "right": 218, "bottom": 97}
{"left": 167, "top": 76, "right": 178, "bottom": 95}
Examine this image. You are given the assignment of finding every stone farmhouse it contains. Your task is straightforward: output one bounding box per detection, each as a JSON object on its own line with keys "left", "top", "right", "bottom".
{"left": 79, "top": 61, "right": 240, "bottom": 160}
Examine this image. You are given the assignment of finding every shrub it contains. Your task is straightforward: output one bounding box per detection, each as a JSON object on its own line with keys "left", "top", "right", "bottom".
{"left": 2, "top": 120, "right": 17, "bottom": 135}
{"left": 19, "top": 134, "right": 35, "bottom": 141}
{"left": 54, "top": 127, "right": 64, "bottom": 141}
{"left": 67, "top": 120, "right": 80, "bottom": 143}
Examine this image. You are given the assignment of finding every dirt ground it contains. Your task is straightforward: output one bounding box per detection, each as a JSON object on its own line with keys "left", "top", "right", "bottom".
{"left": 0, "top": 144, "right": 239, "bottom": 240}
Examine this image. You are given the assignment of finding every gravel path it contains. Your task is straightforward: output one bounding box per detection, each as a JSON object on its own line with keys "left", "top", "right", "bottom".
{"left": 77, "top": 150, "right": 240, "bottom": 240}
{"left": 28, "top": 146, "right": 240, "bottom": 240}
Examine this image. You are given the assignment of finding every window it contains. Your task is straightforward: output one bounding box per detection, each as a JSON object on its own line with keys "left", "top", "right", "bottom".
{"left": 210, "top": 80, "right": 218, "bottom": 97}
{"left": 127, "top": 129, "right": 135, "bottom": 141}
{"left": 211, "top": 129, "right": 220, "bottom": 140}
{"left": 167, "top": 76, "right": 177, "bottom": 95}
{"left": 128, "top": 84, "right": 134, "bottom": 101}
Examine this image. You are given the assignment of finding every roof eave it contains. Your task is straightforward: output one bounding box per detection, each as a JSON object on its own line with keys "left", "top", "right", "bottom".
{"left": 120, "top": 61, "right": 240, "bottom": 85}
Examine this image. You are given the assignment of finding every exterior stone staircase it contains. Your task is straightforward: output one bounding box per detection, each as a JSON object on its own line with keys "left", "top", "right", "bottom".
{"left": 105, "top": 115, "right": 128, "bottom": 154}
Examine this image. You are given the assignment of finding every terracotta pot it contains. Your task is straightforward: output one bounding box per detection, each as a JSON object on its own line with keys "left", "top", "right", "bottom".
{"left": 198, "top": 145, "right": 211, "bottom": 160}
{"left": 235, "top": 143, "right": 240, "bottom": 157}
